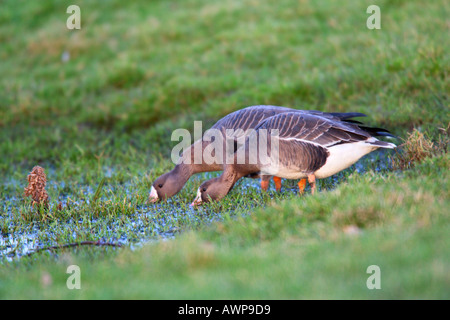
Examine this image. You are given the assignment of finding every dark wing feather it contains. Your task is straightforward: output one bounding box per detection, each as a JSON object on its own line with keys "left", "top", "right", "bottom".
{"left": 211, "top": 106, "right": 389, "bottom": 147}
{"left": 211, "top": 105, "right": 293, "bottom": 131}
{"left": 211, "top": 106, "right": 368, "bottom": 132}
{"left": 256, "top": 112, "right": 372, "bottom": 148}
{"left": 357, "top": 125, "right": 397, "bottom": 138}
{"left": 326, "top": 112, "right": 367, "bottom": 120}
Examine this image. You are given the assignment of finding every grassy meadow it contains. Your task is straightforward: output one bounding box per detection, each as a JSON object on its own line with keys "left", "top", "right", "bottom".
{"left": 0, "top": 0, "right": 449, "bottom": 299}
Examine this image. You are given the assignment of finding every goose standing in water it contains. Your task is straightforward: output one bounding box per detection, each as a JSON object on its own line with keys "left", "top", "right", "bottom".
{"left": 192, "top": 112, "right": 396, "bottom": 205}
{"left": 149, "top": 105, "right": 369, "bottom": 202}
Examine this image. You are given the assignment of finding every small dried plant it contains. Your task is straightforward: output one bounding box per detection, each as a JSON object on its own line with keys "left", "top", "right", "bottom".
{"left": 391, "top": 126, "right": 448, "bottom": 170}
{"left": 24, "top": 166, "right": 49, "bottom": 209}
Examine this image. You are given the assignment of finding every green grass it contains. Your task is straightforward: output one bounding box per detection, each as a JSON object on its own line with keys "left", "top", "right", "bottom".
{"left": 2, "top": 154, "right": 449, "bottom": 299}
{"left": 0, "top": 0, "right": 449, "bottom": 299}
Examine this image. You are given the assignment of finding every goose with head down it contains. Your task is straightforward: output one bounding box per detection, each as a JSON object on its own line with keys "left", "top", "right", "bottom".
{"left": 149, "top": 105, "right": 369, "bottom": 202}
{"left": 192, "top": 111, "right": 396, "bottom": 205}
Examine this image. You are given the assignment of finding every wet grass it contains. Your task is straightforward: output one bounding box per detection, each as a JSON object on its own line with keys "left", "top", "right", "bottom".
{"left": 1, "top": 153, "right": 448, "bottom": 299}
{"left": 0, "top": 150, "right": 391, "bottom": 259}
{"left": 0, "top": 0, "right": 449, "bottom": 298}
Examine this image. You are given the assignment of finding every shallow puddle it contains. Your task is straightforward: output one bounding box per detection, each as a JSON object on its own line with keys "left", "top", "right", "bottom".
{"left": 0, "top": 150, "right": 393, "bottom": 261}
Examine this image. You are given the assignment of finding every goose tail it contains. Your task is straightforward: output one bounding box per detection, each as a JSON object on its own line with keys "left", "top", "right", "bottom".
{"left": 358, "top": 125, "right": 398, "bottom": 139}
{"left": 368, "top": 139, "right": 397, "bottom": 149}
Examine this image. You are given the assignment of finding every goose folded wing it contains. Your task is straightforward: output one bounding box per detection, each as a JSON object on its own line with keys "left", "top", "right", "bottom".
{"left": 258, "top": 112, "right": 373, "bottom": 148}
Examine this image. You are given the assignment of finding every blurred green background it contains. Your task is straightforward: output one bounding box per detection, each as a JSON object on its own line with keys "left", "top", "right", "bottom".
{"left": 0, "top": 0, "right": 448, "bottom": 299}
{"left": 0, "top": 0, "right": 447, "bottom": 175}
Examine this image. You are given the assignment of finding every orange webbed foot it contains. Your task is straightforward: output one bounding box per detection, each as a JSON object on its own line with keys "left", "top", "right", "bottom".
{"left": 261, "top": 180, "right": 269, "bottom": 191}
{"left": 273, "top": 176, "right": 282, "bottom": 192}
{"left": 298, "top": 178, "right": 307, "bottom": 195}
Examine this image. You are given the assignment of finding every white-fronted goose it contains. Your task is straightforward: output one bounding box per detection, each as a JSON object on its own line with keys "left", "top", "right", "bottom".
{"left": 149, "top": 105, "right": 369, "bottom": 202}
{"left": 191, "top": 112, "right": 396, "bottom": 204}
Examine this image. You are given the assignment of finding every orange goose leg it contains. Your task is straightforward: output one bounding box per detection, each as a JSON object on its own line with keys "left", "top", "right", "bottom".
{"left": 298, "top": 178, "right": 307, "bottom": 194}
{"left": 261, "top": 180, "right": 270, "bottom": 191}
{"left": 273, "top": 176, "right": 282, "bottom": 192}
{"left": 308, "top": 174, "right": 316, "bottom": 195}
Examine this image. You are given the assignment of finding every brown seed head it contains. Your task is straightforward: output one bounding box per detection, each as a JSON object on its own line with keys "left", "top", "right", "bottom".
{"left": 24, "top": 166, "right": 49, "bottom": 207}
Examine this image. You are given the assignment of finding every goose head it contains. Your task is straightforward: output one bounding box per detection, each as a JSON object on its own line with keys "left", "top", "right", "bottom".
{"left": 191, "top": 178, "right": 227, "bottom": 206}
{"left": 149, "top": 169, "right": 188, "bottom": 203}
{"left": 191, "top": 169, "right": 242, "bottom": 206}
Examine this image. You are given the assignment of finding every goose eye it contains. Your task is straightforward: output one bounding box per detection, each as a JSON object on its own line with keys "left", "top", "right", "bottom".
{"left": 202, "top": 187, "right": 206, "bottom": 192}
{"left": 158, "top": 184, "right": 163, "bottom": 188}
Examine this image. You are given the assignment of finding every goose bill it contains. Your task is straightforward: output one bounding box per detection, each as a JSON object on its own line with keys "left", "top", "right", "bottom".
{"left": 148, "top": 186, "right": 159, "bottom": 203}
{"left": 190, "top": 188, "right": 203, "bottom": 206}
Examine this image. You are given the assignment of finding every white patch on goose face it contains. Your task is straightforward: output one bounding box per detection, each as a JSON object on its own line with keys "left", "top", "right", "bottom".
{"left": 190, "top": 188, "right": 203, "bottom": 206}
{"left": 148, "top": 186, "right": 159, "bottom": 203}
{"left": 314, "top": 141, "right": 378, "bottom": 179}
